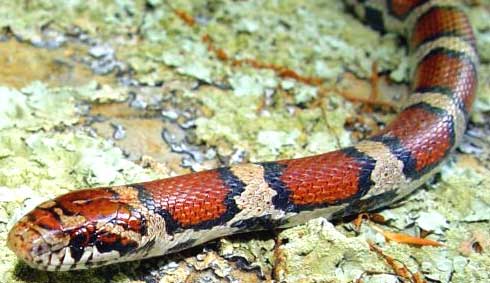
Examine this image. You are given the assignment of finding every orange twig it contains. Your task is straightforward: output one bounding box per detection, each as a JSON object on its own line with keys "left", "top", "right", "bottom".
{"left": 174, "top": 9, "right": 196, "bottom": 26}
{"left": 369, "top": 61, "right": 380, "bottom": 103}
{"left": 370, "top": 224, "right": 444, "bottom": 247}
{"left": 369, "top": 242, "right": 427, "bottom": 283}
{"left": 177, "top": 10, "right": 400, "bottom": 112}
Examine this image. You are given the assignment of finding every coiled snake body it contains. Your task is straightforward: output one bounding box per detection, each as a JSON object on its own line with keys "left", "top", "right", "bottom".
{"left": 7, "top": 0, "right": 479, "bottom": 271}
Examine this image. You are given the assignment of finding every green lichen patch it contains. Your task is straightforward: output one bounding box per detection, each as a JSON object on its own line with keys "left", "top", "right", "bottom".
{"left": 354, "top": 154, "right": 490, "bottom": 283}
{"left": 0, "top": 82, "right": 158, "bottom": 198}
{"left": 219, "top": 236, "right": 276, "bottom": 278}
{"left": 473, "top": 64, "right": 490, "bottom": 124}
{"left": 0, "top": 0, "right": 146, "bottom": 41}
{"left": 436, "top": 158, "right": 490, "bottom": 223}
{"left": 191, "top": 86, "right": 354, "bottom": 162}
{"left": 0, "top": 82, "right": 127, "bottom": 131}
{"left": 275, "top": 218, "right": 391, "bottom": 283}
{"left": 0, "top": 84, "right": 77, "bottom": 131}
{"left": 469, "top": 3, "right": 490, "bottom": 63}
{"left": 115, "top": 0, "right": 408, "bottom": 87}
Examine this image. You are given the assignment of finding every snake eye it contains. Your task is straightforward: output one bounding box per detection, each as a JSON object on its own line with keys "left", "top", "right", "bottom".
{"left": 68, "top": 227, "right": 91, "bottom": 262}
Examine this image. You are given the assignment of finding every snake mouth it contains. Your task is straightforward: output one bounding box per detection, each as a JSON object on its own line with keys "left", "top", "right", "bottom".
{"left": 8, "top": 219, "right": 49, "bottom": 268}
{"left": 7, "top": 218, "right": 73, "bottom": 271}
{"left": 7, "top": 216, "right": 141, "bottom": 271}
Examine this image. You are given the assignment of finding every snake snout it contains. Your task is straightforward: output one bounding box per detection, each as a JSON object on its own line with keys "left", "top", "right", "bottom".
{"left": 7, "top": 218, "right": 51, "bottom": 268}
{"left": 8, "top": 188, "right": 152, "bottom": 270}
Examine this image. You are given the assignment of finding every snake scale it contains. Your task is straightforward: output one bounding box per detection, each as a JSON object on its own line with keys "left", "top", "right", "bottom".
{"left": 7, "top": 0, "right": 479, "bottom": 271}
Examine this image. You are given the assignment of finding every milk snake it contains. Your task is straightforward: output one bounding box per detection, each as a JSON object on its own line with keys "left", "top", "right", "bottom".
{"left": 7, "top": 0, "right": 479, "bottom": 271}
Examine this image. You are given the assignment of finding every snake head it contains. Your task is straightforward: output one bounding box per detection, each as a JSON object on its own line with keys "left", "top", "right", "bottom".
{"left": 7, "top": 188, "right": 148, "bottom": 271}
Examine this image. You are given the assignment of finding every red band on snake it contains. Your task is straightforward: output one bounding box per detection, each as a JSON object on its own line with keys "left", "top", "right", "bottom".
{"left": 7, "top": 0, "right": 479, "bottom": 271}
